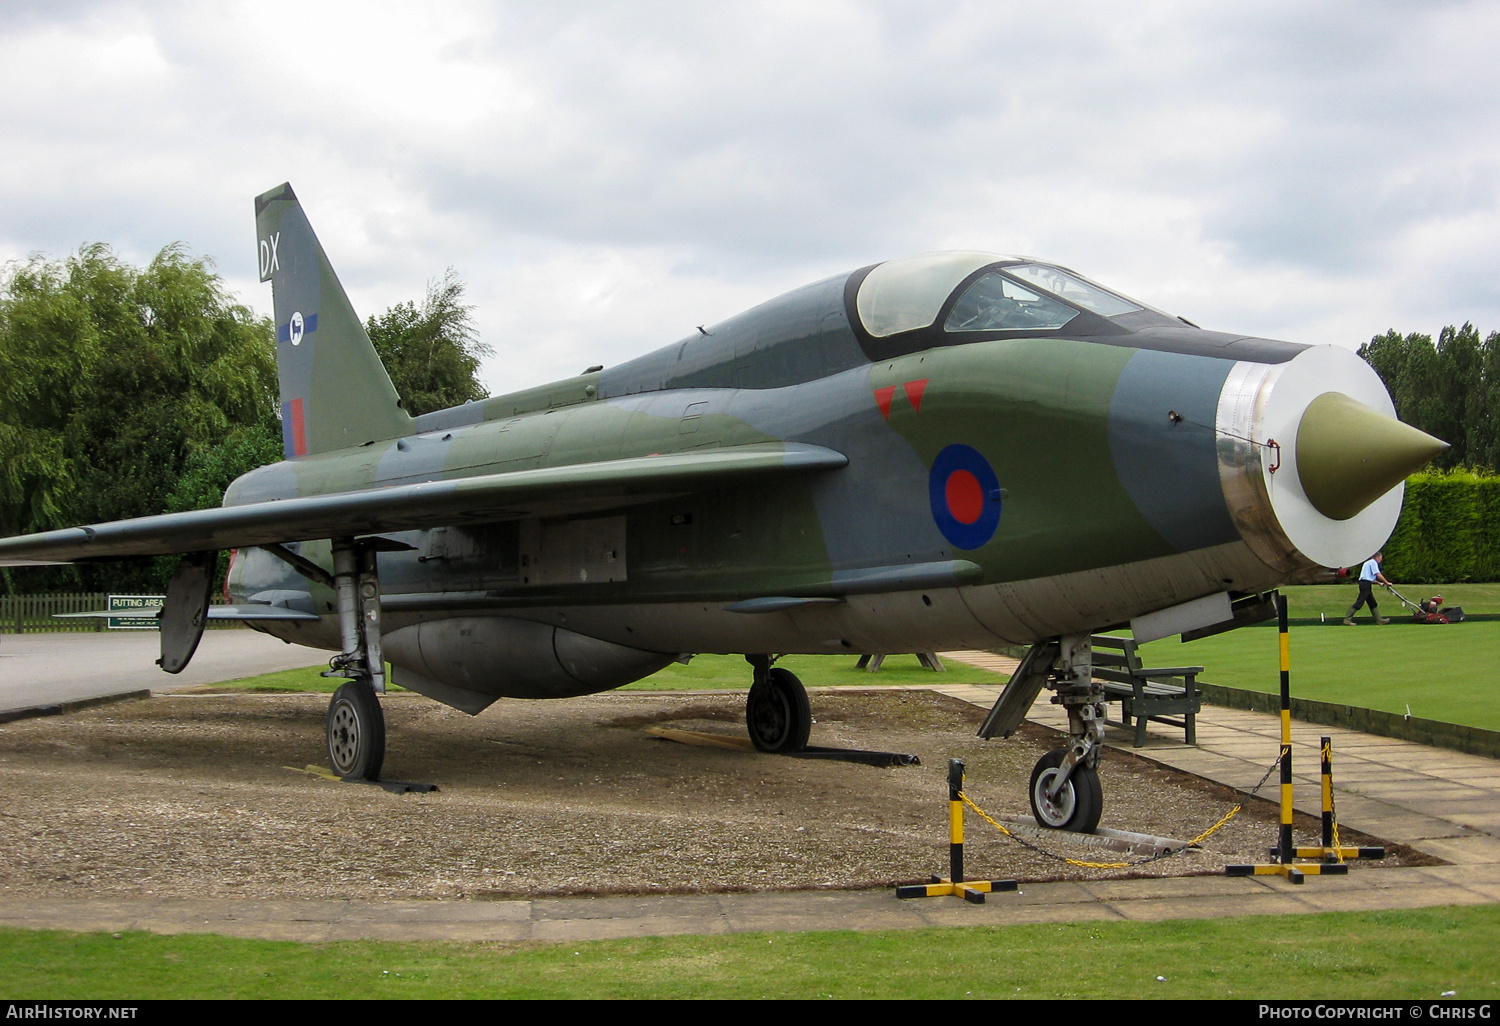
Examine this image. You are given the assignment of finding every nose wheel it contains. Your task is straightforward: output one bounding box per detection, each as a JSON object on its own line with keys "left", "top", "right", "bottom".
{"left": 1029, "top": 748, "right": 1101, "bottom": 833}
{"left": 327, "top": 678, "right": 386, "bottom": 781}
{"left": 746, "top": 665, "right": 811, "bottom": 753}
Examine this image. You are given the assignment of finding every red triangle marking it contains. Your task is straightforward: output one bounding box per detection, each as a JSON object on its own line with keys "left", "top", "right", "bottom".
{"left": 873, "top": 386, "right": 896, "bottom": 420}
{"left": 904, "top": 378, "right": 929, "bottom": 412}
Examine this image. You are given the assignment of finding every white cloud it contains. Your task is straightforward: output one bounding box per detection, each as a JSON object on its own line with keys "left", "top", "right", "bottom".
{"left": 2, "top": 0, "right": 1499, "bottom": 394}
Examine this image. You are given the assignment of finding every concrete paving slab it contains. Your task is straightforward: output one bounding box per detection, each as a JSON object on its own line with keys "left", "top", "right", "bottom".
{"left": 531, "top": 916, "right": 730, "bottom": 942}
{"left": 531, "top": 894, "right": 725, "bottom": 920}
{"left": 1398, "top": 804, "right": 1500, "bottom": 828}
{"left": 1080, "top": 875, "right": 1277, "bottom": 901}
{"left": 1005, "top": 881, "right": 1102, "bottom": 906}
{"left": 369, "top": 901, "right": 535, "bottom": 923}
{"left": 714, "top": 892, "right": 880, "bottom": 916}
{"left": 1415, "top": 863, "right": 1500, "bottom": 884}
{"left": 724, "top": 911, "right": 915, "bottom": 934}
{"left": 1291, "top": 885, "right": 1493, "bottom": 914}
{"left": 1107, "top": 892, "right": 1311, "bottom": 922}
{"left": 1409, "top": 835, "right": 1500, "bottom": 864}
{"left": 329, "top": 921, "right": 533, "bottom": 942}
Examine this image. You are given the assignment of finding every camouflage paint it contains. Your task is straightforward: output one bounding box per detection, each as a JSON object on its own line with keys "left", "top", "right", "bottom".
{"left": 4, "top": 183, "right": 1439, "bottom": 708}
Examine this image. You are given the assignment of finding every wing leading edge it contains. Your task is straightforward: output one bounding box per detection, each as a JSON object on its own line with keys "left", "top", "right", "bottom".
{"left": 0, "top": 443, "right": 847, "bottom": 566}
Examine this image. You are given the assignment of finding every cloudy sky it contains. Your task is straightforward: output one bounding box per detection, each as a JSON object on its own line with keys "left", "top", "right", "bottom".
{"left": 2, "top": 1, "right": 1497, "bottom": 393}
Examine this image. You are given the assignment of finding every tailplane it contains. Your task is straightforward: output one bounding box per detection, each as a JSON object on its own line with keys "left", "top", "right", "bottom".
{"left": 255, "top": 183, "right": 413, "bottom": 457}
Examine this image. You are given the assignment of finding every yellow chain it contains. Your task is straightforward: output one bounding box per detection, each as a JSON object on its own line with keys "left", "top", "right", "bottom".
{"left": 959, "top": 791, "right": 1131, "bottom": 870}
{"left": 1186, "top": 802, "right": 1243, "bottom": 845}
{"left": 955, "top": 749, "right": 1280, "bottom": 871}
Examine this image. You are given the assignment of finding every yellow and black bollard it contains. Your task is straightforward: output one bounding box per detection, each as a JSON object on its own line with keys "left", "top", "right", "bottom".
{"left": 896, "top": 758, "right": 1017, "bottom": 904}
{"left": 1289, "top": 737, "right": 1385, "bottom": 863}
{"left": 1228, "top": 596, "right": 1359, "bottom": 882}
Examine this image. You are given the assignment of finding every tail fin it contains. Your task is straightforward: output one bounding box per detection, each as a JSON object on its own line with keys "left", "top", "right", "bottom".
{"left": 254, "top": 183, "right": 413, "bottom": 458}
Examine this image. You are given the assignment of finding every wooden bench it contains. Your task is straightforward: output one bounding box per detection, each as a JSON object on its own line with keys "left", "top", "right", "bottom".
{"left": 1090, "top": 635, "right": 1203, "bottom": 747}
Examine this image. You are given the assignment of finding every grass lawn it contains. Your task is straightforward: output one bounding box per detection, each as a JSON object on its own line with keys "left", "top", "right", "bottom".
{"left": 3, "top": 906, "right": 1496, "bottom": 999}
{"left": 187, "top": 664, "right": 349, "bottom": 693}
{"left": 1281, "top": 582, "right": 1500, "bottom": 618}
{"left": 619, "top": 651, "right": 1007, "bottom": 690}
{"left": 206, "top": 652, "right": 1005, "bottom": 694}
{"left": 1139, "top": 618, "right": 1500, "bottom": 732}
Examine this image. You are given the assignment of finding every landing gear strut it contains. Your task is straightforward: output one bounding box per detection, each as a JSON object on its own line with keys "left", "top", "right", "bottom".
{"left": 324, "top": 536, "right": 388, "bottom": 780}
{"left": 745, "top": 655, "right": 811, "bottom": 753}
{"left": 1026, "top": 633, "right": 1106, "bottom": 833}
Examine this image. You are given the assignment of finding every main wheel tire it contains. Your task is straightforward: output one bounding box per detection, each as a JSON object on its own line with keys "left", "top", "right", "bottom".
{"left": 746, "top": 667, "right": 812, "bottom": 753}
{"left": 1028, "top": 748, "right": 1102, "bottom": 833}
{"left": 327, "top": 679, "right": 386, "bottom": 781}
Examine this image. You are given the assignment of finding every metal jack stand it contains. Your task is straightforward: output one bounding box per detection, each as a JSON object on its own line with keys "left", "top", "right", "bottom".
{"left": 1226, "top": 596, "right": 1353, "bottom": 882}
{"left": 897, "top": 759, "right": 1018, "bottom": 904}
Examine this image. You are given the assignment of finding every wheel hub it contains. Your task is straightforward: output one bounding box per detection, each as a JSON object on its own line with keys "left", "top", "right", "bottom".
{"left": 1032, "top": 768, "right": 1076, "bottom": 827}
{"left": 748, "top": 686, "right": 790, "bottom": 746}
{"left": 329, "top": 701, "right": 361, "bottom": 774}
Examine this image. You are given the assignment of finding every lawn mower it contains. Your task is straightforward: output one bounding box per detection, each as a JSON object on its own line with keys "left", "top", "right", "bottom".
{"left": 1386, "top": 585, "right": 1466, "bottom": 623}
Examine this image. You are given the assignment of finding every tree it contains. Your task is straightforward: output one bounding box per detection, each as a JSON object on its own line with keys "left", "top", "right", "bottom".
{"left": 0, "top": 244, "right": 279, "bottom": 593}
{"left": 1, "top": 249, "right": 491, "bottom": 596}
{"left": 1467, "top": 329, "right": 1500, "bottom": 473}
{"left": 1358, "top": 325, "right": 1489, "bottom": 473}
{"left": 365, "top": 269, "right": 491, "bottom": 416}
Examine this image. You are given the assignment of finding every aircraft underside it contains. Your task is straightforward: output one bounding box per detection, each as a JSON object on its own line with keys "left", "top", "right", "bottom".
{"left": 245, "top": 534, "right": 1286, "bottom": 703}
{"left": 236, "top": 533, "right": 1292, "bottom": 834}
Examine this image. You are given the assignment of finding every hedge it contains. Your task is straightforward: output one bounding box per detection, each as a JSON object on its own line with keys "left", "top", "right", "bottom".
{"left": 1383, "top": 470, "right": 1500, "bottom": 582}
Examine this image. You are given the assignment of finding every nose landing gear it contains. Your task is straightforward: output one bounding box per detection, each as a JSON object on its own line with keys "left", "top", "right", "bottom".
{"left": 1029, "top": 747, "right": 1102, "bottom": 834}
{"left": 979, "top": 633, "right": 1108, "bottom": 833}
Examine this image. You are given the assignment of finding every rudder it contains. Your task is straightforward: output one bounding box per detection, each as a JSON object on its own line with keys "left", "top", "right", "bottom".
{"left": 255, "top": 183, "right": 412, "bottom": 457}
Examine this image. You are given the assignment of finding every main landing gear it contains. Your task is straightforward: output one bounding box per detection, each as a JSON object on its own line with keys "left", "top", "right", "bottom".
{"left": 745, "top": 655, "right": 812, "bottom": 753}
{"left": 323, "top": 536, "right": 389, "bottom": 781}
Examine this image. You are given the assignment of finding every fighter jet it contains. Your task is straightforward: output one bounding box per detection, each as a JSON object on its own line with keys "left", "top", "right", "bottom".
{"left": 0, "top": 183, "right": 1446, "bottom": 832}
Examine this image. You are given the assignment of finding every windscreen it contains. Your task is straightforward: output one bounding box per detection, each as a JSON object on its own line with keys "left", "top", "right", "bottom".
{"left": 1004, "top": 263, "right": 1143, "bottom": 318}
{"left": 944, "top": 272, "right": 1080, "bottom": 332}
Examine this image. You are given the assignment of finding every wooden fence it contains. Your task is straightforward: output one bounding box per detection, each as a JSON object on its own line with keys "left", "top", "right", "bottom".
{"left": 0, "top": 594, "right": 242, "bottom": 633}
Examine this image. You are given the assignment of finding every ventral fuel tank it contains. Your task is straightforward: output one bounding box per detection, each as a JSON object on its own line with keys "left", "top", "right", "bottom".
{"left": 382, "top": 618, "right": 674, "bottom": 714}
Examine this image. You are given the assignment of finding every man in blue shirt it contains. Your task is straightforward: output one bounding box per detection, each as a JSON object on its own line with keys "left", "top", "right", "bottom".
{"left": 1344, "top": 552, "right": 1392, "bottom": 625}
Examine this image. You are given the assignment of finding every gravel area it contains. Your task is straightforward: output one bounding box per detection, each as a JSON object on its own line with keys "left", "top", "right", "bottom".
{"left": 0, "top": 689, "right": 1420, "bottom": 901}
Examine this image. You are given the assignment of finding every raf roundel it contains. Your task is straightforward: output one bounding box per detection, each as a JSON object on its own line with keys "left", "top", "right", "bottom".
{"left": 928, "top": 444, "right": 1002, "bottom": 550}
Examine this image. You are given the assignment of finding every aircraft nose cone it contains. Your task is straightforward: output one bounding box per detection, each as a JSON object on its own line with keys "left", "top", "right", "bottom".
{"left": 1296, "top": 391, "right": 1449, "bottom": 521}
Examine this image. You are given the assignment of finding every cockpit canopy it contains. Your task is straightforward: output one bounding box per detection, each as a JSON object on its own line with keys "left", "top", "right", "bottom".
{"left": 853, "top": 251, "right": 1149, "bottom": 339}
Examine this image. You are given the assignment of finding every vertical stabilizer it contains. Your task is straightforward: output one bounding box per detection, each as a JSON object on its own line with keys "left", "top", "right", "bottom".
{"left": 255, "top": 183, "right": 413, "bottom": 457}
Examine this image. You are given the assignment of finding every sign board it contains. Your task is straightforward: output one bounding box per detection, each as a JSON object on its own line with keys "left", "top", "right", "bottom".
{"left": 108, "top": 594, "right": 164, "bottom": 630}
